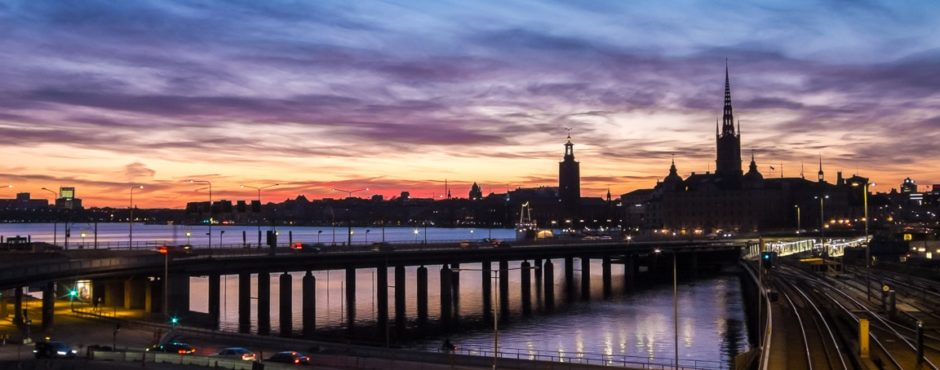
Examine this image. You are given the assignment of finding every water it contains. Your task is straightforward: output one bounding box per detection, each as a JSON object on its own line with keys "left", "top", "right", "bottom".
{"left": 0, "top": 223, "right": 517, "bottom": 247}
{"left": 187, "top": 261, "right": 748, "bottom": 367}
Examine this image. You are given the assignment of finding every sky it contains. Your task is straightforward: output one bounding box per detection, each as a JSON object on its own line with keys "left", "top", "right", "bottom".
{"left": 1, "top": 0, "right": 939, "bottom": 208}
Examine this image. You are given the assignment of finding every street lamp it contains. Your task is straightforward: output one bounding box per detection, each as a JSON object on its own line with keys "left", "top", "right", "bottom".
{"left": 81, "top": 231, "right": 86, "bottom": 247}
{"left": 452, "top": 263, "right": 540, "bottom": 370}
{"left": 129, "top": 185, "right": 143, "bottom": 249}
{"left": 852, "top": 181, "right": 876, "bottom": 301}
{"left": 793, "top": 205, "right": 801, "bottom": 234}
{"left": 157, "top": 245, "right": 170, "bottom": 320}
{"left": 241, "top": 184, "right": 279, "bottom": 247}
{"left": 333, "top": 187, "right": 368, "bottom": 246}
{"left": 814, "top": 195, "right": 829, "bottom": 250}
{"left": 40, "top": 187, "right": 58, "bottom": 246}
{"left": 185, "top": 231, "right": 192, "bottom": 245}
{"left": 654, "top": 248, "right": 680, "bottom": 370}
{"left": 413, "top": 228, "right": 419, "bottom": 243}
{"left": 187, "top": 180, "right": 212, "bottom": 249}
{"left": 365, "top": 229, "right": 371, "bottom": 243}
{"left": 317, "top": 230, "right": 322, "bottom": 244}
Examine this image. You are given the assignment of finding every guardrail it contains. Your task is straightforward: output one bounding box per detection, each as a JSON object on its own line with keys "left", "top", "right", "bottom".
{"left": 440, "top": 344, "right": 725, "bottom": 370}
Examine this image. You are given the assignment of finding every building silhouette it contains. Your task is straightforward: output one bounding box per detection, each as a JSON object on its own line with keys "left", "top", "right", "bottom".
{"left": 623, "top": 65, "right": 867, "bottom": 233}
{"left": 558, "top": 133, "right": 581, "bottom": 219}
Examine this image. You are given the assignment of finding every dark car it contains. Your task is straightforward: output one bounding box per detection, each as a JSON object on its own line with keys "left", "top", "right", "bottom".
{"left": 371, "top": 242, "right": 393, "bottom": 252}
{"left": 34, "top": 340, "right": 77, "bottom": 359}
{"left": 290, "top": 242, "right": 321, "bottom": 253}
{"left": 147, "top": 341, "right": 196, "bottom": 355}
{"left": 267, "top": 351, "right": 310, "bottom": 365}
{"left": 215, "top": 347, "right": 256, "bottom": 361}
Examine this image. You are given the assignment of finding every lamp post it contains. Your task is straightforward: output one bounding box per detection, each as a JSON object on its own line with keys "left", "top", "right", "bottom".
{"left": 794, "top": 205, "right": 801, "bottom": 233}
{"left": 129, "top": 185, "right": 143, "bottom": 249}
{"left": 81, "top": 232, "right": 86, "bottom": 247}
{"left": 41, "top": 187, "right": 58, "bottom": 246}
{"left": 185, "top": 231, "right": 191, "bottom": 245}
{"left": 365, "top": 229, "right": 371, "bottom": 243}
{"left": 317, "top": 230, "right": 322, "bottom": 244}
{"left": 853, "top": 182, "right": 875, "bottom": 301}
{"left": 413, "top": 228, "right": 419, "bottom": 243}
{"left": 157, "top": 245, "right": 170, "bottom": 320}
{"left": 333, "top": 188, "right": 368, "bottom": 246}
{"left": 814, "top": 195, "right": 829, "bottom": 251}
{"left": 452, "top": 264, "right": 539, "bottom": 370}
{"left": 241, "top": 184, "right": 279, "bottom": 248}
{"left": 654, "top": 248, "right": 679, "bottom": 369}
{"left": 188, "top": 180, "right": 212, "bottom": 249}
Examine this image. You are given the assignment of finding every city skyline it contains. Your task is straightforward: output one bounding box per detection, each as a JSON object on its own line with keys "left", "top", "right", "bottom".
{"left": 2, "top": 1, "right": 939, "bottom": 208}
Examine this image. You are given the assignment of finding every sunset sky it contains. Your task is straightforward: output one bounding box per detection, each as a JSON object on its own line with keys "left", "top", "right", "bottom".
{"left": 1, "top": 1, "right": 939, "bottom": 208}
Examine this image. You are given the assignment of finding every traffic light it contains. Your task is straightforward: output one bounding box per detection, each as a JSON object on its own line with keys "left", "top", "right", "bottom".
{"left": 68, "top": 289, "right": 78, "bottom": 299}
{"left": 170, "top": 316, "right": 179, "bottom": 326}
{"left": 761, "top": 251, "right": 777, "bottom": 269}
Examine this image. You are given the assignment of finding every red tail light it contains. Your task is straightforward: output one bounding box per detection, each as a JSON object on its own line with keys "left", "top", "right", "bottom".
{"left": 294, "top": 358, "right": 300, "bottom": 364}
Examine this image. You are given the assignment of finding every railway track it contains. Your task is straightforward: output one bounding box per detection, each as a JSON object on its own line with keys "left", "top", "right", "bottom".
{"left": 777, "top": 260, "right": 940, "bottom": 369}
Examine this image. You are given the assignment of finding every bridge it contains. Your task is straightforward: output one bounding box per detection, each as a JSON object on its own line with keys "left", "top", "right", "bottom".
{"left": 0, "top": 239, "right": 743, "bottom": 345}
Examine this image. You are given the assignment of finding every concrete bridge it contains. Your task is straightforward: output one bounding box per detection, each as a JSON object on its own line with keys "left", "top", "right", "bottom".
{"left": 1, "top": 239, "right": 744, "bottom": 341}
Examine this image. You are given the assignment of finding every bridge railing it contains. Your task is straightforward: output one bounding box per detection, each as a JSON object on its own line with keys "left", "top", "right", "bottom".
{"left": 440, "top": 344, "right": 725, "bottom": 370}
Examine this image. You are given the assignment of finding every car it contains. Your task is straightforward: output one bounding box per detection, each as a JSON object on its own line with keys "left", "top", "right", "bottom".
{"left": 267, "top": 351, "right": 310, "bottom": 365}
{"left": 157, "top": 244, "right": 193, "bottom": 255}
{"left": 371, "top": 242, "right": 393, "bottom": 252}
{"left": 215, "top": 347, "right": 256, "bottom": 361}
{"left": 290, "top": 242, "right": 321, "bottom": 253}
{"left": 147, "top": 341, "right": 196, "bottom": 355}
{"left": 34, "top": 340, "right": 77, "bottom": 359}
{"left": 495, "top": 241, "right": 511, "bottom": 248}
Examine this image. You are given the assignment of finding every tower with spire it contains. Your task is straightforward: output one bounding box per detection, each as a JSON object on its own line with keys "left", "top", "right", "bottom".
{"left": 559, "top": 130, "right": 581, "bottom": 218}
{"left": 716, "top": 62, "right": 743, "bottom": 180}
{"left": 817, "top": 156, "right": 825, "bottom": 182}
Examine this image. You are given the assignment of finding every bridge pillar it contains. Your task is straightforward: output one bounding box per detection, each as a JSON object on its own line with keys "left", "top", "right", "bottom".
{"left": 481, "top": 260, "right": 492, "bottom": 322}
{"left": 623, "top": 256, "right": 635, "bottom": 293}
{"left": 564, "top": 256, "right": 575, "bottom": 302}
{"left": 394, "top": 265, "right": 406, "bottom": 331}
{"left": 543, "top": 260, "right": 555, "bottom": 310}
{"left": 208, "top": 273, "right": 220, "bottom": 327}
{"left": 41, "top": 281, "right": 54, "bottom": 330}
{"left": 166, "top": 274, "right": 189, "bottom": 316}
{"left": 440, "top": 264, "right": 453, "bottom": 328}
{"left": 124, "top": 277, "right": 147, "bottom": 310}
{"left": 105, "top": 280, "right": 125, "bottom": 307}
{"left": 451, "top": 263, "right": 460, "bottom": 322}
{"left": 92, "top": 281, "right": 105, "bottom": 308}
{"left": 0, "top": 289, "right": 7, "bottom": 318}
{"left": 238, "top": 273, "right": 251, "bottom": 333}
{"left": 376, "top": 264, "right": 388, "bottom": 338}
{"left": 302, "top": 271, "right": 315, "bottom": 338}
{"left": 13, "top": 287, "right": 23, "bottom": 325}
{"left": 581, "top": 257, "right": 591, "bottom": 301}
{"left": 602, "top": 256, "right": 612, "bottom": 299}
{"left": 257, "top": 272, "right": 271, "bottom": 335}
{"left": 498, "top": 260, "right": 509, "bottom": 321}
{"left": 145, "top": 278, "right": 161, "bottom": 314}
{"left": 417, "top": 266, "right": 428, "bottom": 324}
{"left": 534, "top": 258, "right": 543, "bottom": 310}
{"left": 279, "top": 272, "right": 292, "bottom": 337}
{"left": 345, "top": 267, "right": 356, "bottom": 331}
{"left": 521, "top": 261, "right": 531, "bottom": 315}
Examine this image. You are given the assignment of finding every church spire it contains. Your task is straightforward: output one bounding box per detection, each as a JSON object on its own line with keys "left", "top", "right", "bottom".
{"left": 721, "top": 60, "right": 735, "bottom": 137}
{"left": 817, "top": 155, "right": 824, "bottom": 182}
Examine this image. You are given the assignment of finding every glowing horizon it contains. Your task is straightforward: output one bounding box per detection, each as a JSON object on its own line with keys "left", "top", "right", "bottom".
{"left": 1, "top": 1, "right": 939, "bottom": 208}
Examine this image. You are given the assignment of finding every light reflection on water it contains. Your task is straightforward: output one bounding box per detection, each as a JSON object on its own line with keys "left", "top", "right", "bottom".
{"left": 409, "top": 275, "right": 748, "bottom": 365}
{"left": 189, "top": 262, "right": 747, "bottom": 365}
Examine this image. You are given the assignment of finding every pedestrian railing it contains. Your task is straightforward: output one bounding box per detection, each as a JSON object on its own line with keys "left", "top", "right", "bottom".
{"left": 438, "top": 344, "right": 726, "bottom": 370}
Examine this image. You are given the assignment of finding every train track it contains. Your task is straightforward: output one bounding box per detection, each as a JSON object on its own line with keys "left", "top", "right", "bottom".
{"left": 778, "top": 261, "right": 940, "bottom": 369}
{"left": 769, "top": 270, "right": 849, "bottom": 370}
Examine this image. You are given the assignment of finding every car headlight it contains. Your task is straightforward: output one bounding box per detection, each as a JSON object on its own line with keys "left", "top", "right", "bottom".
{"left": 56, "top": 351, "right": 68, "bottom": 355}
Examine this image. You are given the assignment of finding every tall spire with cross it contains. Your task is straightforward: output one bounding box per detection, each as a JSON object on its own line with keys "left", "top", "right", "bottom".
{"left": 715, "top": 60, "right": 743, "bottom": 179}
